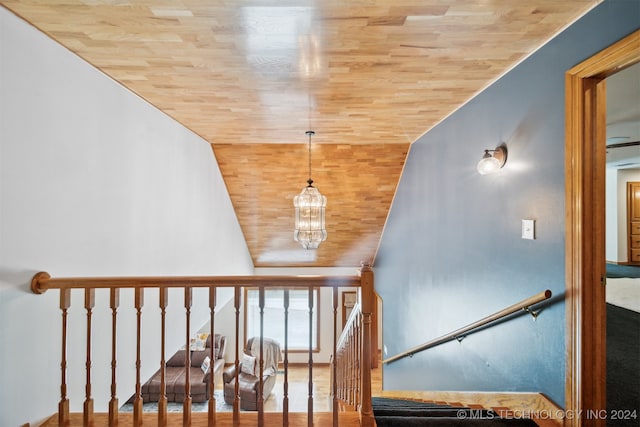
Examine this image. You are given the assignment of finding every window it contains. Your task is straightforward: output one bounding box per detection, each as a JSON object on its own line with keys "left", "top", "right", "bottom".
{"left": 244, "top": 288, "right": 319, "bottom": 352}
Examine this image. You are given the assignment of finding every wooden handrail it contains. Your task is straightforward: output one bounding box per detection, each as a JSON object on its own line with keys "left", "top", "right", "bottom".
{"left": 31, "top": 268, "right": 375, "bottom": 427}
{"left": 337, "top": 301, "right": 361, "bottom": 349}
{"left": 383, "top": 289, "right": 553, "bottom": 365}
{"left": 30, "top": 272, "right": 360, "bottom": 293}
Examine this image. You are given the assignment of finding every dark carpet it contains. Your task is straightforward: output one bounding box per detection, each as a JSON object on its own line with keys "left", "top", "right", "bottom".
{"left": 606, "top": 263, "right": 640, "bottom": 279}
{"left": 372, "top": 397, "right": 538, "bottom": 426}
{"left": 607, "top": 303, "right": 640, "bottom": 427}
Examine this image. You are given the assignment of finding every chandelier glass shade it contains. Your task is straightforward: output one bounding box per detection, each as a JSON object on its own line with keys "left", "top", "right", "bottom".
{"left": 293, "top": 131, "right": 327, "bottom": 249}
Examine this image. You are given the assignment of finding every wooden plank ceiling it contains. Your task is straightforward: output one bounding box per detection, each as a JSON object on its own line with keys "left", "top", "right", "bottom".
{"left": 0, "top": 0, "right": 599, "bottom": 268}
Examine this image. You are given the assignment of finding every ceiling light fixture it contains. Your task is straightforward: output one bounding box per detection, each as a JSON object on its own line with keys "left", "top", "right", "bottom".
{"left": 293, "top": 130, "right": 327, "bottom": 249}
{"left": 477, "top": 144, "right": 508, "bottom": 175}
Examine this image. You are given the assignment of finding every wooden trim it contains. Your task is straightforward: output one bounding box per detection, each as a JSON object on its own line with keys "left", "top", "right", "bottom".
{"left": 376, "top": 390, "right": 563, "bottom": 427}
{"left": 565, "top": 29, "right": 640, "bottom": 427}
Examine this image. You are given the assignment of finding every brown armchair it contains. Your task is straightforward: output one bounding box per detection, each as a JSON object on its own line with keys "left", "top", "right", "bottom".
{"left": 223, "top": 336, "right": 282, "bottom": 410}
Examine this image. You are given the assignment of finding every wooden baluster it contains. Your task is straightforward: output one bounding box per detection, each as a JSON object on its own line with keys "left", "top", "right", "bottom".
{"left": 343, "top": 346, "right": 347, "bottom": 402}
{"left": 233, "top": 286, "right": 240, "bottom": 427}
{"left": 352, "top": 322, "right": 357, "bottom": 406}
{"left": 340, "top": 350, "right": 345, "bottom": 401}
{"left": 335, "top": 352, "right": 340, "bottom": 402}
{"left": 258, "top": 287, "right": 265, "bottom": 427}
{"left": 133, "top": 288, "right": 144, "bottom": 427}
{"left": 371, "top": 292, "right": 378, "bottom": 369}
{"left": 158, "top": 288, "right": 169, "bottom": 427}
{"left": 343, "top": 345, "right": 347, "bottom": 402}
{"left": 348, "top": 325, "right": 352, "bottom": 402}
{"left": 348, "top": 326, "right": 354, "bottom": 406}
{"left": 355, "top": 313, "right": 361, "bottom": 408}
{"left": 345, "top": 328, "right": 350, "bottom": 405}
{"left": 208, "top": 286, "right": 217, "bottom": 426}
{"left": 84, "top": 288, "right": 95, "bottom": 427}
{"left": 184, "top": 287, "right": 193, "bottom": 427}
{"left": 359, "top": 265, "right": 375, "bottom": 427}
{"left": 59, "top": 289, "right": 71, "bottom": 427}
{"left": 353, "top": 314, "right": 358, "bottom": 408}
{"left": 283, "top": 289, "right": 289, "bottom": 427}
{"left": 336, "top": 352, "right": 342, "bottom": 402}
{"left": 332, "top": 287, "right": 338, "bottom": 427}
{"left": 339, "top": 344, "right": 344, "bottom": 401}
{"left": 307, "top": 287, "right": 314, "bottom": 427}
{"left": 109, "top": 289, "right": 119, "bottom": 427}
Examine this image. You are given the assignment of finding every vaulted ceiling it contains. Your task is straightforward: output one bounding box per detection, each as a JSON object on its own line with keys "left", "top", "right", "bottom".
{"left": 0, "top": 0, "right": 600, "bottom": 268}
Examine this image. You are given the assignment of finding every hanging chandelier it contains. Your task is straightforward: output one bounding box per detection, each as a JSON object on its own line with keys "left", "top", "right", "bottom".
{"left": 293, "top": 130, "right": 327, "bottom": 249}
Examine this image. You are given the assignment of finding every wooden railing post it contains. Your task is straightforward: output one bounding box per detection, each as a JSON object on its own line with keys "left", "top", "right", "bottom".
{"left": 59, "top": 288, "right": 71, "bottom": 427}
{"left": 307, "top": 287, "right": 314, "bottom": 427}
{"left": 258, "top": 287, "right": 265, "bottom": 427}
{"left": 183, "top": 287, "right": 193, "bottom": 427}
{"left": 159, "top": 288, "right": 169, "bottom": 427}
{"left": 208, "top": 286, "right": 217, "bottom": 427}
{"left": 359, "top": 265, "right": 375, "bottom": 427}
{"left": 233, "top": 287, "right": 240, "bottom": 427}
{"left": 84, "top": 288, "right": 95, "bottom": 427}
{"left": 283, "top": 289, "right": 290, "bottom": 427}
{"left": 109, "top": 289, "right": 119, "bottom": 427}
{"left": 133, "top": 288, "right": 144, "bottom": 427}
{"left": 332, "top": 287, "right": 338, "bottom": 427}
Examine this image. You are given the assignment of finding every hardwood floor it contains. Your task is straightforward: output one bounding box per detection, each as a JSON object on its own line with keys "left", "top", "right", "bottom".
{"left": 224, "top": 362, "right": 382, "bottom": 412}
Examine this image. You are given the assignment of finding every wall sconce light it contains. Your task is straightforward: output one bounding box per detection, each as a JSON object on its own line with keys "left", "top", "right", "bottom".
{"left": 477, "top": 144, "right": 508, "bottom": 175}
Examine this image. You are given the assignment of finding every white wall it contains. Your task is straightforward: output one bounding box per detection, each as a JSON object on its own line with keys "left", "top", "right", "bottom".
{"left": 0, "top": 8, "right": 254, "bottom": 427}
{"left": 606, "top": 168, "right": 619, "bottom": 262}
{"left": 606, "top": 168, "right": 640, "bottom": 263}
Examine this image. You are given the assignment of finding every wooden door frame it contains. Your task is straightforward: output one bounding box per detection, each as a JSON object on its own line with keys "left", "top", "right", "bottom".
{"left": 565, "top": 29, "right": 640, "bottom": 427}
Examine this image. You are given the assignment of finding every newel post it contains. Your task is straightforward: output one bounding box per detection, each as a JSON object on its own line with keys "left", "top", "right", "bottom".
{"left": 359, "top": 264, "right": 375, "bottom": 427}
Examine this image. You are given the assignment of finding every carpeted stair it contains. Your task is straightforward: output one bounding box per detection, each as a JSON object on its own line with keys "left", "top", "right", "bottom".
{"left": 372, "top": 397, "right": 538, "bottom": 426}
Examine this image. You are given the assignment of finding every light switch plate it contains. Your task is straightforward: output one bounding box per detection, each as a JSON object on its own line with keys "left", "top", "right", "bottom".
{"left": 522, "top": 219, "right": 535, "bottom": 240}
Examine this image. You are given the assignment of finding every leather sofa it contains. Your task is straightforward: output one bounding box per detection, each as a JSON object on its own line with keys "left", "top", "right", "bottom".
{"left": 223, "top": 337, "right": 281, "bottom": 410}
{"left": 140, "top": 334, "right": 226, "bottom": 403}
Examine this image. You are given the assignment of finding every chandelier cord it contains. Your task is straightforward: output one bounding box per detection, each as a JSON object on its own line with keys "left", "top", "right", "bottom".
{"left": 307, "top": 93, "right": 312, "bottom": 185}
{"left": 306, "top": 130, "right": 314, "bottom": 185}
{"left": 308, "top": 132, "right": 311, "bottom": 181}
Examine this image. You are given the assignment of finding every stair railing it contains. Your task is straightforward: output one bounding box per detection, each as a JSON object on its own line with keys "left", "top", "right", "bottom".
{"left": 383, "top": 289, "right": 552, "bottom": 365}
{"left": 30, "top": 268, "right": 375, "bottom": 427}
{"left": 333, "top": 265, "right": 375, "bottom": 427}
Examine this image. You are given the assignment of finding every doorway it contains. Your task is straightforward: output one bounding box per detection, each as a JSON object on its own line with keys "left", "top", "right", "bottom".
{"left": 565, "top": 29, "right": 640, "bottom": 427}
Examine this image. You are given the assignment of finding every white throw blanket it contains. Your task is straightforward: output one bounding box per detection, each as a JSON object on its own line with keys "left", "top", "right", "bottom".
{"left": 249, "top": 337, "right": 282, "bottom": 377}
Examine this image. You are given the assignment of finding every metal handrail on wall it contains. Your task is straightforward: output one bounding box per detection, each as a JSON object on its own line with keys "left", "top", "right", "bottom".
{"left": 383, "top": 289, "right": 552, "bottom": 365}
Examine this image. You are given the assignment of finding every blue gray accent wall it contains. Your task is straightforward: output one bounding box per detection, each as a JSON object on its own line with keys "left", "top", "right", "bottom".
{"left": 374, "top": 0, "right": 639, "bottom": 408}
